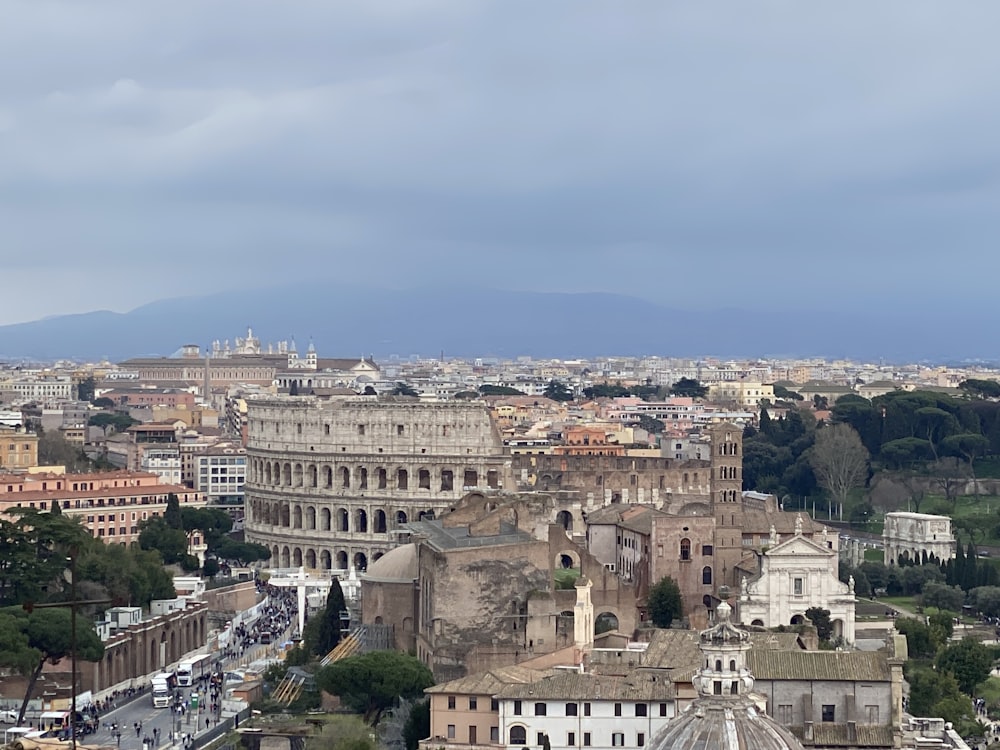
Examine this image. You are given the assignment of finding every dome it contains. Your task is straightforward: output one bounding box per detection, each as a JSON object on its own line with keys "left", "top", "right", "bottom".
{"left": 649, "top": 699, "right": 803, "bottom": 750}
{"left": 648, "top": 588, "right": 804, "bottom": 750}
{"left": 362, "top": 543, "right": 417, "bottom": 583}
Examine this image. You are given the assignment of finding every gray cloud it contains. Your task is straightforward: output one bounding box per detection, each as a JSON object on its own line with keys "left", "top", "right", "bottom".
{"left": 1, "top": 1, "right": 999, "bottom": 325}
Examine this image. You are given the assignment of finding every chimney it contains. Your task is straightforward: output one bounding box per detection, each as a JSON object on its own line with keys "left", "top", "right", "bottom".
{"left": 847, "top": 721, "right": 857, "bottom": 742}
{"left": 804, "top": 722, "right": 814, "bottom": 742}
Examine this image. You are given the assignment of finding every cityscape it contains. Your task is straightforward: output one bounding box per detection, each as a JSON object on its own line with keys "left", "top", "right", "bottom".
{"left": 3, "top": 4, "right": 1000, "bottom": 750}
{"left": 0, "top": 333, "right": 999, "bottom": 750}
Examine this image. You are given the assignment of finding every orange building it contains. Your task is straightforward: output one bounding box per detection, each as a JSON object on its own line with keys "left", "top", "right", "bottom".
{"left": 552, "top": 425, "right": 625, "bottom": 456}
{"left": 0, "top": 470, "right": 205, "bottom": 545}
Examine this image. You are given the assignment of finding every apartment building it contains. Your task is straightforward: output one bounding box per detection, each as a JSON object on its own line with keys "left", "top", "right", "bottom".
{"left": 0, "top": 470, "right": 204, "bottom": 544}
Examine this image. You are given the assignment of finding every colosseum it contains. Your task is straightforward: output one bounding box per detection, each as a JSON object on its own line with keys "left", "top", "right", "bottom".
{"left": 243, "top": 396, "right": 514, "bottom": 571}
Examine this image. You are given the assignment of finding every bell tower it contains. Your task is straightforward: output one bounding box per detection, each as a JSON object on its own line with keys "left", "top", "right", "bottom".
{"left": 709, "top": 423, "right": 743, "bottom": 516}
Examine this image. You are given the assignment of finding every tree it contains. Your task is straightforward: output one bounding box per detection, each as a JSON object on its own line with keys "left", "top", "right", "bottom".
{"left": 895, "top": 618, "right": 937, "bottom": 658}
{"left": 76, "top": 376, "right": 96, "bottom": 402}
{"left": 402, "top": 699, "right": 430, "bottom": 750}
{"left": 941, "top": 433, "right": 990, "bottom": 498}
{"left": 809, "top": 424, "right": 869, "bottom": 513}
{"left": 36, "top": 432, "right": 91, "bottom": 472}
{"left": 288, "top": 381, "right": 300, "bottom": 396}
{"left": 936, "top": 638, "right": 994, "bottom": 695}
{"left": 634, "top": 415, "right": 665, "bottom": 435}
{"left": 968, "top": 586, "right": 1000, "bottom": 618}
{"left": 773, "top": 385, "right": 803, "bottom": 401}
{"left": 543, "top": 380, "right": 574, "bottom": 402}
{"left": 86, "top": 412, "right": 138, "bottom": 432}
{"left": 391, "top": 382, "right": 419, "bottom": 397}
{"left": 648, "top": 576, "right": 683, "bottom": 628}
{"left": 164, "top": 494, "right": 183, "bottom": 530}
{"left": 315, "top": 578, "right": 346, "bottom": 656}
{"left": 479, "top": 385, "right": 525, "bottom": 396}
{"left": 317, "top": 651, "right": 434, "bottom": 722}
{"left": 920, "top": 582, "right": 965, "bottom": 613}
{"left": 213, "top": 538, "right": 272, "bottom": 566}
{"left": 804, "top": 607, "right": 833, "bottom": 643}
{"left": 91, "top": 396, "right": 116, "bottom": 409}
{"left": 669, "top": 378, "right": 708, "bottom": 399}
{"left": 959, "top": 379, "right": 1000, "bottom": 399}
{"left": 907, "top": 667, "right": 974, "bottom": 725}
{"left": 4, "top": 606, "right": 104, "bottom": 724}
{"left": 138, "top": 517, "right": 188, "bottom": 565}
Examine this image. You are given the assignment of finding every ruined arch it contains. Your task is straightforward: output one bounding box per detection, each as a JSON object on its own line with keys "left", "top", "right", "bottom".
{"left": 354, "top": 552, "right": 368, "bottom": 571}
{"left": 556, "top": 510, "right": 574, "bottom": 531}
{"left": 595, "top": 611, "right": 619, "bottom": 635}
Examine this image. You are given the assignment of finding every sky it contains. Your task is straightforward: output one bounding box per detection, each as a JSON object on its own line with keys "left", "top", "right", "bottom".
{"left": 1, "top": 1, "right": 999, "bottom": 326}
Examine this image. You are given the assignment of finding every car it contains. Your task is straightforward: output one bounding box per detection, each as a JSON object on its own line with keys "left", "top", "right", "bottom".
{"left": 0, "top": 710, "right": 20, "bottom": 724}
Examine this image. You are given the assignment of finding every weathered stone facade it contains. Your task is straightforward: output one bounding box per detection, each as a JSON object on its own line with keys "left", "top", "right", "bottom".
{"left": 244, "top": 396, "right": 514, "bottom": 571}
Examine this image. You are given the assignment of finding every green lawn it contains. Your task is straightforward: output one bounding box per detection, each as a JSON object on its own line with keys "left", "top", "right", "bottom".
{"left": 876, "top": 596, "right": 919, "bottom": 614}
{"left": 863, "top": 548, "right": 883, "bottom": 562}
{"left": 978, "top": 676, "right": 1000, "bottom": 703}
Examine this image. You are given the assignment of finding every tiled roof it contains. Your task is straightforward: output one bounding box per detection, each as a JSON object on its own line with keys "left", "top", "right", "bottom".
{"left": 792, "top": 724, "right": 894, "bottom": 747}
{"left": 747, "top": 650, "right": 890, "bottom": 682}
{"left": 497, "top": 670, "right": 675, "bottom": 701}
{"left": 426, "top": 665, "right": 541, "bottom": 695}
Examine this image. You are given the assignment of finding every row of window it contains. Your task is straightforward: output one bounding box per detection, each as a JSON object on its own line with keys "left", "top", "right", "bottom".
{"left": 507, "top": 728, "right": 646, "bottom": 747}
{"left": 509, "top": 700, "right": 669, "bottom": 718}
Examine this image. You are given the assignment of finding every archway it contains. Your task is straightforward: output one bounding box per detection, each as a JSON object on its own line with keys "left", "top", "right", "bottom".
{"left": 336, "top": 551, "right": 348, "bottom": 569}
{"left": 321, "top": 508, "right": 331, "bottom": 531}
{"left": 281, "top": 546, "right": 290, "bottom": 567}
{"left": 354, "top": 552, "right": 368, "bottom": 571}
{"left": 356, "top": 509, "right": 368, "bottom": 533}
{"left": 375, "top": 510, "right": 387, "bottom": 534}
{"left": 556, "top": 510, "right": 574, "bottom": 532}
{"left": 751, "top": 619, "right": 764, "bottom": 627}
{"left": 320, "top": 550, "right": 332, "bottom": 569}
{"left": 791, "top": 614, "right": 805, "bottom": 626}
{"left": 306, "top": 506, "right": 316, "bottom": 530}
{"left": 396, "top": 511, "right": 408, "bottom": 525}
{"left": 292, "top": 506, "right": 302, "bottom": 529}
{"left": 306, "top": 549, "right": 317, "bottom": 568}
{"left": 338, "top": 508, "right": 349, "bottom": 532}
{"left": 595, "top": 611, "right": 619, "bottom": 634}
{"left": 556, "top": 610, "right": 575, "bottom": 641}
{"left": 293, "top": 548, "right": 303, "bottom": 567}
{"left": 554, "top": 549, "right": 581, "bottom": 571}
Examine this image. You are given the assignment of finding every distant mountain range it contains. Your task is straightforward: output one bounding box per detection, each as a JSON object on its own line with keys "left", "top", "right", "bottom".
{"left": 0, "top": 283, "right": 987, "bottom": 364}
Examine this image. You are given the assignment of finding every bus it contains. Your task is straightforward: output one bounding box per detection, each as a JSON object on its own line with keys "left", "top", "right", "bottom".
{"left": 177, "top": 654, "right": 214, "bottom": 687}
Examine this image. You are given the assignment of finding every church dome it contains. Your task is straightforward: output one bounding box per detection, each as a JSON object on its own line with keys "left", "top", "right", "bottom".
{"left": 361, "top": 543, "right": 417, "bottom": 583}
{"left": 647, "top": 589, "right": 804, "bottom": 750}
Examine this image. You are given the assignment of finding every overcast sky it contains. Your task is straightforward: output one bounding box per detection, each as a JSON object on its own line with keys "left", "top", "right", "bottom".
{"left": 1, "top": 1, "right": 998, "bottom": 326}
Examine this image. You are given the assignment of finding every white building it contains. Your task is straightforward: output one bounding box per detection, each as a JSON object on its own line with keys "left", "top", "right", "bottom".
{"left": 883, "top": 512, "right": 955, "bottom": 566}
{"left": 194, "top": 445, "right": 247, "bottom": 508}
{"left": 739, "top": 522, "right": 856, "bottom": 644}
{"left": 496, "top": 671, "right": 675, "bottom": 750}
{"left": 141, "top": 447, "right": 182, "bottom": 485}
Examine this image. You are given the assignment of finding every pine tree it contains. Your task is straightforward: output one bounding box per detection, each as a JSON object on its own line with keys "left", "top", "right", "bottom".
{"left": 964, "top": 542, "right": 979, "bottom": 592}
{"left": 49, "top": 500, "right": 62, "bottom": 516}
{"left": 759, "top": 408, "right": 773, "bottom": 437}
{"left": 315, "top": 577, "right": 346, "bottom": 656}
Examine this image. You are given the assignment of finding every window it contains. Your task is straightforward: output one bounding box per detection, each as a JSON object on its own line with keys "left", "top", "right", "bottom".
{"left": 794, "top": 577, "right": 804, "bottom": 596}
{"left": 637, "top": 733, "right": 645, "bottom": 747}
{"left": 358, "top": 424, "right": 365, "bottom": 436}
{"left": 583, "top": 703, "right": 591, "bottom": 717}
{"left": 447, "top": 696, "right": 455, "bottom": 710}
{"left": 567, "top": 733, "right": 576, "bottom": 747}
{"left": 866, "top": 705, "right": 879, "bottom": 723}
{"left": 468, "top": 697, "right": 477, "bottom": 711}
{"left": 490, "top": 728, "right": 499, "bottom": 743}
{"left": 566, "top": 703, "right": 578, "bottom": 717}
{"left": 702, "top": 566, "right": 713, "bottom": 585}
{"left": 583, "top": 734, "right": 591, "bottom": 747}
{"left": 510, "top": 727, "right": 526, "bottom": 745}
{"left": 821, "top": 705, "right": 835, "bottom": 723}
{"left": 491, "top": 698, "right": 499, "bottom": 711}
{"left": 534, "top": 703, "right": 546, "bottom": 716}
{"left": 614, "top": 703, "right": 622, "bottom": 717}
{"left": 447, "top": 725, "right": 455, "bottom": 739}
{"left": 714, "top": 681, "right": 722, "bottom": 695}
{"left": 702, "top": 544, "right": 713, "bottom": 556}
{"left": 513, "top": 700, "right": 522, "bottom": 716}
{"left": 537, "top": 734, "right": 545, "bottom": 746}
{"left": 635, "top": 703, "right": 647, "bottom": 717}
{"left": 680, "top": 538, "right": 691, "bottom": 560}
{"left": 612, "top": 733, "right": 625, "bottom": 747}
{"left": 659, "top": 703, "right": 668, "bottom": 717}
{"left": 778, "top": 705, "right": 793, "bottom": 724}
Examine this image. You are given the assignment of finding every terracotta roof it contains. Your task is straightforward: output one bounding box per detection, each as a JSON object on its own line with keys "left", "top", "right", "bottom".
{"left": 496, "top": 670, "right": 675, "bottom": 701}
{"left": 426, "top": 665, "right": 541, "bottom": 695}
{"left": 792, "top": 724, "right": 894, "bottom": 747}
{"left": 747, "top": 650, "right": 890, "bottom": 682}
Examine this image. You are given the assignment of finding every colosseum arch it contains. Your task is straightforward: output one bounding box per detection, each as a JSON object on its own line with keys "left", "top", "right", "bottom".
{"left": 324, "top": 466, "right": 333, "bottom": 488}
{"left": 281, "top": 546, "right": 290, "bottom": 567}
{"left": 356, "top": 509, "right": 368, "bottom": 533}
{"left": 336, "top": 551, "right": 348, "bottom": 569}
{"left": 292, "top": 506, "right": 303, "bottom": 529}
{"left": 376, "top": 468, "right": 387, "bottom": 490}
{"left": 374, "top": 509, "right": 387, "bottom": 533}
{"left": 320, "top": 508, "right": 331, "bottom": 531}
{"left": 293, "top": 463, "right": 303, "bottom": 487}
{"left": 305, "top": 549, "right": 317, "bottom": 568}
{"left": 396, "top": 510, "right": 408, "bottom": 525}
{"left": 397, "top": 468, "right": 408, "bottom": 490}
{"left": 340, "top": 467, "right": 350, "bottom": 489}
{"left": 264, "top": 463, "right": 272, "bottom": 484}
{"left": 308, "top": 464, "right": 318, "bottom": 487}
{"left": 280, "top": 504, "right": 290, "bottom": 527}
{"left": 338, "top": 508, "right": 349, "bottom": 532}
{"left": 320, "top": 550, "right": 332, "bottom": 569}
{"left": 354, "top": 552, "right": 368, "bottom": 571}
{"left": 282, "top": 463, "right": 292, "bottom": 486}
{"left": 556, "top": 510, "right": 574, "bottom": 531}
{"left": 305, "top": 506, "right": 316, "bottom": 530}
{"left": 373, "top": 551, "right": 384, "bottom": 562}
{"left": 272, "top": 544, "right": 280, "bottom": 561}
{"left": 358, "top": 467, "right": 368, "bottom": 490}
{"left": 293, "top": 548, "right": 303, "bottom": 566}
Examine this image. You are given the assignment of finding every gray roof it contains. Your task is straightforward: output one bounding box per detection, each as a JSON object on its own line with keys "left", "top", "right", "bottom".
{"left": 497, "top": 670, "right": 675, "bottom": 701}
{"left": 406, "top": 519, "right": 537, "bottom": 551}
{"left": 746, "top": 650, "right": 890, "bottom": 682}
